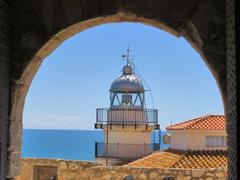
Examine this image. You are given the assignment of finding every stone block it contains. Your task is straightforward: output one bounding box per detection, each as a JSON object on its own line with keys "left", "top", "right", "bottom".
{"left": 191, "top": 169, "right": 205, "bottom": 177}
{"left": 59, "top": 162, "right": 67, "bottom": 170}
{"left": 68, "top": 162, "right": 79, "bottom": 171}
{"left": 149, "top": 172, "right": 158, "bottom": 179}
{"left": 215, "top": 172, "right": 224, "bottom": 177}
{"left": 205, "top": 173, "right": 214, "bottom": 177}
{"left": 138, "top": 173, "right": 147, "bottom": 179}
{"left": 6, "top": 152, "right": 22, "bottom": 178}
{"left": 183, "top": 176, "right": 191, "bottom": 180}
{"left": 205, "top": 177, "right": 214, "bottom": 180}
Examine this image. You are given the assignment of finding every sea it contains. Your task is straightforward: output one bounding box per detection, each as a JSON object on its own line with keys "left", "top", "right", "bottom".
{"left": 22, "top": 129, "right": 169, "bottom": 161}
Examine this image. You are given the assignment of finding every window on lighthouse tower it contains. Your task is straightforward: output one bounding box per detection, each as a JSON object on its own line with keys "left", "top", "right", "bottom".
{"left": 121, "top": 94, "right": 132, "bottom": 106}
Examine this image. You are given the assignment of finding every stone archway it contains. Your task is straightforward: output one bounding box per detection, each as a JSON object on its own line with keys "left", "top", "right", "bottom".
{"left": 4, "top": 0, "right": 230, "bottom": 178}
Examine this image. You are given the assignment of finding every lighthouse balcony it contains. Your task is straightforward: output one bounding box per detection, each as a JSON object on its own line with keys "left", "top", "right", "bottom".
{"left": 95, "top": 108, "right": 159, "bottom": 129}
{"left": 95, "top": 142, "right": 160, "bottom": 159}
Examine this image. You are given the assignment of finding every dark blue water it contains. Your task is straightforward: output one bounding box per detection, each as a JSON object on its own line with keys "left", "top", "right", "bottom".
{"left": 22, "top": 129, "right": 169, "bottom": 161}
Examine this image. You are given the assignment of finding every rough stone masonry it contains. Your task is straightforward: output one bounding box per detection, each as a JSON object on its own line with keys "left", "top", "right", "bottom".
{"left": 0, "top": 0, "right": 238, "bottom": 179}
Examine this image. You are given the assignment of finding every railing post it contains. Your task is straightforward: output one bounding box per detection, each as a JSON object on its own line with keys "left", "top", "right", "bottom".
{"left": 135, "top": 110, "right": 137, "bottom": 129}
{"left": 159, "top": 129, "right": 161, "bottom": 150}
{"left": 106, "top": 123, "right": 109, "bottom": 166}
{"left": 117, "top": 142, "right": 119, "bottom": 158}
{"left": 144, "top": 143, "right": 146, "bottom": 155}
{"left": 95, "top": 141, "right": 97, "bottom": 157}
{"left": 122, "top": 109, "right": 124, "bottom": 129}
{"left": 110, "top": 110, "right": 112, "bottom": 129}
{"left": 156, "top": 110, "right": 158, "bottom": 124}
{"left": 96, "top": 109, "right": 98, "bottom": 123}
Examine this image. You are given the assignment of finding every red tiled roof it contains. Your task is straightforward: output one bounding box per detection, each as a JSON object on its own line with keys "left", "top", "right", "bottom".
{"left": 124, "top": 149, "right": 227, "bottom": 169}
{"left": 166, "top": 115, "right": 225, "bottom": 130}
{"left": 124, "top": 149, "right": 184, "bottom": 168}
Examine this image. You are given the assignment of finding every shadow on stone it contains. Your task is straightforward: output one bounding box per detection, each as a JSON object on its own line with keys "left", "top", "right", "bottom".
{"left": 123, "top": 175, "right": 135, "bottom": 180}
{"left": 163, "top": 176, "right": 175, "bottom": 180}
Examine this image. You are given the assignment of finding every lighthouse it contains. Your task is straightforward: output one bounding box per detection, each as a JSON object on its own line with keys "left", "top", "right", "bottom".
{"left": 95, "top": 49, "right": 160, "bottom": 165}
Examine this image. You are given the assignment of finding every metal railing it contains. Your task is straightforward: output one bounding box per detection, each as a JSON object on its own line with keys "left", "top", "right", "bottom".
{"left": 95, "top": 142, "right": 160, "bottom": 159}
{"left": 95, "top": 108, "right": 158, "bottom": 126}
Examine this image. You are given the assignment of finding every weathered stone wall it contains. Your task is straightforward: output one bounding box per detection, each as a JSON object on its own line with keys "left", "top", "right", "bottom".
{"left": 0, "top": 0, "right": 10, "bottom": 179}
{"left": 6, "top": 1, "right": 227, "bottom": 177}
{"left": 226, "top": 0, "right": 237, "bottom": 179}
{"left": 15, "top": 158, "right": 228, "bottom": 180}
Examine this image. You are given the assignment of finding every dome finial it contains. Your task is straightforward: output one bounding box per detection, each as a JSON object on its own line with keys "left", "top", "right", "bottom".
{"left": 121, "top": 47, "right": 135, "bottom": 75}
{"left": 110, "top": 48, "right": 144, "bottom": 93}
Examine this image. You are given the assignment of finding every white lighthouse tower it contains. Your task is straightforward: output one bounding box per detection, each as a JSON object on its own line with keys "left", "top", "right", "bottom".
{"left": 95, "top": 49, "right": 160, "bottom": 165}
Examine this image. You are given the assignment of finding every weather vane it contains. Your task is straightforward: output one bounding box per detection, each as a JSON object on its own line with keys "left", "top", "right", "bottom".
{"left": 121, "top": 46, "right": 135, "bottom": 65}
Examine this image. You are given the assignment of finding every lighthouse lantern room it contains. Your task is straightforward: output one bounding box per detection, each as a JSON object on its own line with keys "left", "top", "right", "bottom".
{"left": 95, "top": 49, "right": 160, "bottom": 165}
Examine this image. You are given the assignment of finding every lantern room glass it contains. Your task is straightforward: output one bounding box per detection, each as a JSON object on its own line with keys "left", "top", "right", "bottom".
{"left": 110, "top": 92, "right": 145, "bottom": 109}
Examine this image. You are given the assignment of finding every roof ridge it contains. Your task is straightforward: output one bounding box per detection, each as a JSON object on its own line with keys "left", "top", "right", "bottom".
{"left": 187, "top": 115, "right": 211, "bottom": 129}
{"left": 190, "top": 115, "right": 225, "bottom": 129}
{"left": 207, "top": 114, "right": 225, "bottom": 116}
{"left": 166, "top": 115, "right": 209, "bottom": 130}
{"left": 166, "top": 114, "right": 225, "bottom": 130}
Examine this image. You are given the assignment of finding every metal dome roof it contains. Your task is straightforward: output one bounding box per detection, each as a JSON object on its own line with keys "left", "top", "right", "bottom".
{"left": 110, "top": 65, "right": 144, "bottom": 93}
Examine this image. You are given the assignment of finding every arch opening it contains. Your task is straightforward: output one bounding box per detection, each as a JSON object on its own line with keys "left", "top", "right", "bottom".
{"left": 9, "top": 12, "right": 227, "bottom": 178}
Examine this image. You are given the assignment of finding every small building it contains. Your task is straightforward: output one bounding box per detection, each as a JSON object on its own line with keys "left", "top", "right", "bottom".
{"left": 125, "top": 115, "right": 227, "bottom": 169}
{"left": 165, "top": 115, "right": 227, "bottom": 150}
{"left": 94, "top": 49, "right": 160, "bottom": 165}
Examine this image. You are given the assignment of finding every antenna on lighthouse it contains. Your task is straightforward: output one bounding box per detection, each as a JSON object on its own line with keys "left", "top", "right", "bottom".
{"left": 121, "top": 46, "right": 135, "bottom": 69}
{"left": 126, "top": 46, "right": 130, "bottom": 65}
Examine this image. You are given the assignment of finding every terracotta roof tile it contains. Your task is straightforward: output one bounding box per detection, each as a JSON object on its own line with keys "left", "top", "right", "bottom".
{"left": 166, "top": 115, "right": 225, "bottom": 130}
{"left": 124, "top": 149, "right": 227, "bottom": 169}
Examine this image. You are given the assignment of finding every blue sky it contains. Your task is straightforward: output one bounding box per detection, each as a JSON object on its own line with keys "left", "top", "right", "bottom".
{"left": 23, "top": 22, "right": 224, "bottom": 130}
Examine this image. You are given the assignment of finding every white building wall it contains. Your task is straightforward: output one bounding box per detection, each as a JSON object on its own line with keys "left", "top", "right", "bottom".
{"left": 168, "top": 130, "right": 227, "bottom": 150}
{"left": 170, "top": 131, "right": 188, "bottom": 150}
